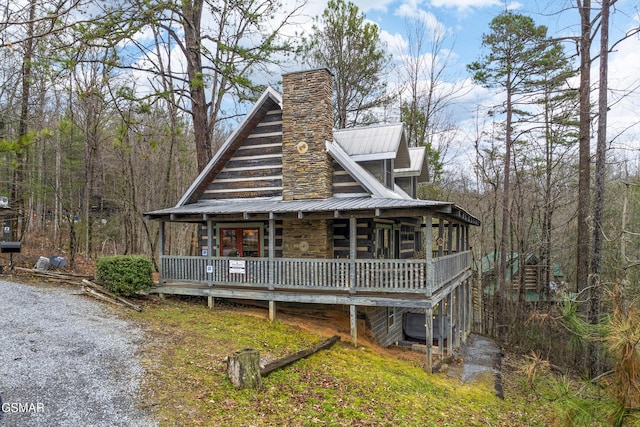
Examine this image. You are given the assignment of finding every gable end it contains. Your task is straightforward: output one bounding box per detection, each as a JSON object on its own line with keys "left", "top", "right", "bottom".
{"left": 202, "top": 107, "right": 283, "bottom": 200}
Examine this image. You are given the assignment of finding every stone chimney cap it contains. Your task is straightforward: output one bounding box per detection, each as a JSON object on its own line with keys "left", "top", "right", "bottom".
{"left": 282, "top": 68, "right": 334, "bottom": 78}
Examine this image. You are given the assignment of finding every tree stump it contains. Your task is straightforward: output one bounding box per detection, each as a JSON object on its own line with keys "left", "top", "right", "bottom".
{"left": 226, "top": 348, "right": 262, "bottom": 389}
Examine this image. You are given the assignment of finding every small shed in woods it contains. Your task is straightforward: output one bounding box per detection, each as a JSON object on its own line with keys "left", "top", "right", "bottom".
{"left": 145, "top": 69, "right": 480, "bottom": 371}
{"left": 480, "top": 251, "right": 565, "bottom": 301}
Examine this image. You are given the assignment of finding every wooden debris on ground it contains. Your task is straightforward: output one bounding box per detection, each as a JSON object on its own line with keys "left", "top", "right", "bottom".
{"left": 81, "top": 279, "right": 142, "bottom": 312}
{"left": 82, "top": 286, "right": 127, "bottom": 308}
{"left": 12, "top": 267, "right": 142, "bottom": 312}
{"left": 260, "top": 335, "right": 341, "bottom": 377}
{"left": 226, "top": 335, "right": 341, "bottom": 389}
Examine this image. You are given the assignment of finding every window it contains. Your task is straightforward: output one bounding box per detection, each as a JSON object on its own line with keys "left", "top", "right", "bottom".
{"left": 375, "top": 225, "right": 392, "bottom": 259}
{"left": 387, "top": 307, "right": 396, "bottom": 330}
{"left": 383, "top": 159, "right": 393, "bottom": 188}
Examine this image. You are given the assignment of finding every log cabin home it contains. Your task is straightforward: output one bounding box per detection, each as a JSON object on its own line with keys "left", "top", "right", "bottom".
{"left": 145, "top": 69, "right": 480, "bottom": 371}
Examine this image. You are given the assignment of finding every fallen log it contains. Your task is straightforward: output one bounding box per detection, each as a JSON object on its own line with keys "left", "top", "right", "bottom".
{"left": 260, "top": 335, "right": 341, "bottom": 377}
{"left": 82, "top": 286, "right": 126, "bottom": 308}
{"left": 81, "top": 279, "right": 143, "bottom": 312}
{"left": 14, "top": 267, "right": 92, "bottom": 282}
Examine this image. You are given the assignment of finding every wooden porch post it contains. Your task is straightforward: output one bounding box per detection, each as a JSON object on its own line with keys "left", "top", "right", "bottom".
{"left": 446, "top": 292, "right": 453, "bottom": 356}
{"left": 207, "top": 218, "right": 214, "bottom": 309}
{"left": 349, "top": 217, "right": 357, "bottom": 293}
{"left": 268, "top": 218, "right": 276, "bottom": 321}
{"left": 350, "top": 305, "right": 358, "bottom": 347}
{"left": 158, "top": 220, "right": 165, "bottom": 257}
{"left": 158, "top": 221, "right": 165, "bottom": 299}
{"left": 425, "top": 306, "right": 433, "bottom": 373}
{"left": 425, "top": 215, "right": 433, "bottom": 282}
{"left": 465, "top": 224, "right": 470, "bottom": 250}
{"left": 447, "top": 221, "right": 454, "bottom": 255}
{"left": 159, "top": 219, "right": 166, "bottom": 276}
{"left": 438, "top": 219, "right": 444, "bottom": 257}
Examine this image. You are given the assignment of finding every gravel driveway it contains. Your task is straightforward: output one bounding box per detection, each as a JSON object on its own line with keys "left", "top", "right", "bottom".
{"left": 0, "top": 279, "right": 156, "bottom": 427}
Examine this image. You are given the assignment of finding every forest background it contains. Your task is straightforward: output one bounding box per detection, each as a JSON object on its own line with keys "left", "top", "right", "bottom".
{"left": 1, "top": 0, "right": 640, "bottom": 381}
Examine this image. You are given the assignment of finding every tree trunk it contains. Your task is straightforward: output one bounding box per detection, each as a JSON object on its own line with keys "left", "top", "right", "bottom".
{"left": 182, "top": 0, "right": 211, "bottom": 172}
{"left": 227, "top": 348, "right": 262, "bottom": 389}
{"left": 588, "top": 0, "right": 610, "bottom": 377}
{"left": 12, "top": 0, "right": 37, "bottom": 241}
{"left": 576, "top": 0, "right": 592, "bottom": 294}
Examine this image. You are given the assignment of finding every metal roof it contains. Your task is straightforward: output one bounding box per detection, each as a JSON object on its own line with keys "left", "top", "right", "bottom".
{"left": 326, "top": 140, "right": 405, "bottom": 200}
{"left": 145, "top": 196, "right": 480, "bottom": 225}
{"left": 333, "top": 123, "right": 411, "bottom": 168}
{"left": 395, "top": 147, "right": 428, "bottom": 182}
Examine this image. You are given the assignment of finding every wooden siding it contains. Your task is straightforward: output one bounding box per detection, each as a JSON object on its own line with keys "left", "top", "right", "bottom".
{"left": 400, "top": 224, "right": 417, "bottom": 259}
{"left": 362, "top": 306, "right": 406, "bottom": 347}
{"left": 333, "top": 162, "right": 367, "bottom": 195}
{"left": 204, "top": 109, "right": 283, "bottom": 199}
{"left": 333, "top": 218, "right": 374, "bottom": 259}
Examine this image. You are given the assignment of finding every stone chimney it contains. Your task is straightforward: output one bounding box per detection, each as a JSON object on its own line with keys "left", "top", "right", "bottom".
{"left": 281, "top": 69, "right": 334, "bottom": 201}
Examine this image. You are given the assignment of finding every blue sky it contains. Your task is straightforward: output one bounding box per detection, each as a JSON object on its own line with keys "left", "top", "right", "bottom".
{"left": 287, "top": 0, "right": 640, "bottom": 169}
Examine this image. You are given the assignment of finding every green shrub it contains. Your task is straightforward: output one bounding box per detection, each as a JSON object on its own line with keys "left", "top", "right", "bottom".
{"left": 96, "top": 255, "right": 153, "bottom": 297}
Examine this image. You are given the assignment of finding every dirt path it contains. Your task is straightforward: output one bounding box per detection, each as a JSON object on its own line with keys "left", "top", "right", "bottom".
{"left": 459, "top": 334, "right": 503, "bottom": 398}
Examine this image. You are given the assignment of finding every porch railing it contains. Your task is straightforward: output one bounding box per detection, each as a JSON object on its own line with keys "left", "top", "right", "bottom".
{"left": 159, "top": 250, "right": 472, "bottom": 296}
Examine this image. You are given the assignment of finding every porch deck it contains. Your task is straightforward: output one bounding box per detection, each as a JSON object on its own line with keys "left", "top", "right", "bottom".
{"left": 153, "top": 251, "right": 472, "bottom": 307}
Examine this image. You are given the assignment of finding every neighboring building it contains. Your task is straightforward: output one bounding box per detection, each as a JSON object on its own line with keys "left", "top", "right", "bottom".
{"left": 480, "top": 251, "right": 565, "bottom": 302}
{"left": 145, "top": 69, "right": 480, "bottom": 371}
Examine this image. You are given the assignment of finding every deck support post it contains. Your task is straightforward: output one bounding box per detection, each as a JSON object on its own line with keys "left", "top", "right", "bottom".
{"left": 269, "top": 301, "right": 276, "bottom": 322}
{"left": 446, "top": 292, "right": 453, "bottom": 356}
{"left": 268, "top": 219, "right": 275, "bottom": 291}
{"left": 454, "top": 284, "right": 461, "bottom": 348}
{"left": 425, "top": 307, "right": 433, "bottom": 373}
{"left": 349, "top": 305, "right": 357, "bottom": 347}
{"left": 208, "top": 296, "right": 214, "bottom": 309}
{"left": 467, "top": 279, "right": 472, "bottom": 338}
{"left": 461, "top": 280, "right": 468, "bottom": 342}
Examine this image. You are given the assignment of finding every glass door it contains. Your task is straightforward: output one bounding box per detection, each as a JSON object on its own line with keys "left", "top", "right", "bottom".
{"left": 220, "top": 227, "right": 260, "bottom": 257}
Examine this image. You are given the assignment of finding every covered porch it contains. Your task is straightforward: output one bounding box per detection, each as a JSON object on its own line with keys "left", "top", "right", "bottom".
{"left": 146, "top": 198, "right": 479, "bottom": 372}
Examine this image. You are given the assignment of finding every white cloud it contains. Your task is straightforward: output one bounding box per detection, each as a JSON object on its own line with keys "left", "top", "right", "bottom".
{"left": 352, "top": 0, "right": 396, "bottom": 13}
{"left": 395, "top": 3, "right": 447, "bottom": 36}
{"left": 602, "top": 30, "right": 640, "bottom": 151}
{"left": 429, "top": 0, "right": 501, "bottom": 11}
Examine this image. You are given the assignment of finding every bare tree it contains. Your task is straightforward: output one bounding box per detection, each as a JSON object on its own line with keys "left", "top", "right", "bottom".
{"left": 300, "top": 0, "right": 391, "bottom": 129}
{"left": 82, "top": 0, "right": 306, "bottom": 172}
{"left": 398, "top": 18, "right": 467, "bottom": 184}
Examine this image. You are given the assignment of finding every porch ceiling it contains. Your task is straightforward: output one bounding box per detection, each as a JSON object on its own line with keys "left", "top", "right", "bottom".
{"left": 144, "top": 197, "right": 480, "bottom": 225}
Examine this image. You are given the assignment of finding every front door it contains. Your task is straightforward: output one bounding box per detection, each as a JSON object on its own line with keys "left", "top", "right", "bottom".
{"left": 220, "top": 227, "right": 260, "bottom": 257}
